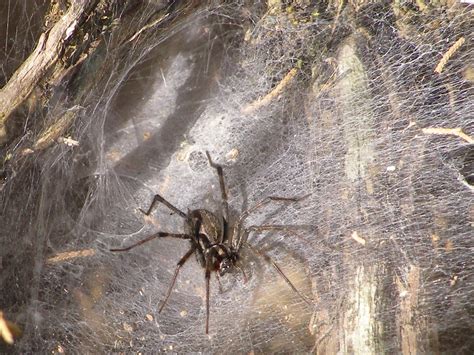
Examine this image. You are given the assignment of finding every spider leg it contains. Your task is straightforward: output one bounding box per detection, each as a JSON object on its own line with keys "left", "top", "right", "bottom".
{"left": 238, "top": 195, "right": 310, "bottom": 224}
{"left": 238, "top": 224, "right": 315, "bottom": 247}
{"left": 159, "top": 246, "right": 196, "bottom": 312}
{"left": 235, "top": 263, "right": 248, "bottom": 283}
{"left": 215, "top": 272, "right": 224, "bottom": 293}
{"left": 205, "top": 267, "right": 211, "bottom": 334}
{"left": 244, "top": 242, "right": 312, "bottom": 306}
{"left": 139, "top": 193, "right": 186, "bottom": 218}
{"left": 110, "top": 232, "right": 191, "bottom": 252}
{"left": 247, "top": 225, "right": 315, "bottom": 232}
{"left": 206, "top": 151, "right": 229, "bottom": 242}
{"left": 233, "top": 194, "right": 310, "bottom": 248}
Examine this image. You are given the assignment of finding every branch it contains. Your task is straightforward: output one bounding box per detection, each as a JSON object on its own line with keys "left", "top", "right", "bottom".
{"left": 0, "top": 1, "right": 95, "bottom": 144}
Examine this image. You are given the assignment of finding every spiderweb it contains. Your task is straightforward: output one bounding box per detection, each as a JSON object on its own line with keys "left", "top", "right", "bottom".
{"left": 1, "top": 1, "right": 473, "bottom": 353}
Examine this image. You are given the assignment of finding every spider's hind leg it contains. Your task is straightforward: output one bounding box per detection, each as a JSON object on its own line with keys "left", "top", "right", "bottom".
{"left": 159, "top": 246, "right": 196, "bottom": 313}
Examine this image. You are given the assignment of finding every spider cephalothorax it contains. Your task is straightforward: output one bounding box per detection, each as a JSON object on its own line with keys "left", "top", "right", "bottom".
{"left": 111, "top": 151, "right": 312, "bottom": 333}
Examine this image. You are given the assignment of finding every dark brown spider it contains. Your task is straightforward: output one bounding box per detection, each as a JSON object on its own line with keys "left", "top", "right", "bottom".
{"left": 110, "top": 151, "right": 312, "bottom": 334}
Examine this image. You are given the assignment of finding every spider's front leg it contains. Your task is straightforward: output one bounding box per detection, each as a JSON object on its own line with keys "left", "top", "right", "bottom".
{"left": 206, "top": 151, "right": 229, "bottom": 242}
{"left": 233, "top": 194, "right": 311, "bottom": 249}
{"left": 237, "top": 194, "right": 310, "bottom": 226}
{"left": 244, "top": 242, "right": 313, "bottom": 306}
{"left": 139, "top": 193, "right": 187, "bottom": 218}
{"left": 238, "top": 224, "right": 315, "bottom": 247}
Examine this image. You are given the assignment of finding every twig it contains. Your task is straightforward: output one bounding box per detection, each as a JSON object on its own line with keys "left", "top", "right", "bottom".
{"left": 241, "top": 68, "right": 298, "bottom": 114}
{"left": 125, "top": 13, "right": 170, "bottom": 44}
{"left": 434, "top": 37, "right": 465, "bottom": 74}
{"left": 47, "top": 248, "right": 96, "bottom": 264}
{"left": 31, "top": 105, "right": 82, "bottom": 151}
{"left": 330, "top": 0, "right": 345, "bottom": 36}
{"left": 19, "top": 108, "right": 78, "bottom": 155}
{"left": 0, "top": 311, "right": 20, "bottom": 345}
{"left": 0, "top": 1, "right": 93, "bottom": 143}
{"left": 350, "top": 231, "right": 366, "bottom": 245}
{"left": 422, "top": 127, "right": 473, "bottom": 144}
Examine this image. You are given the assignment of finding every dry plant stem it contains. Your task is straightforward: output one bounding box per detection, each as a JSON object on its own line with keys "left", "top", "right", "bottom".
{"left": 434, "top": 37, "right": 465, "bottom": 74}
{"left": 350, "top": 231, "right": 366, "bottom": 245}
{"left": 0, "top": 311, "right": 13, "bottom": 345}
{"left": 32, "top": 106, "right": 82, "bottom": 151}
{"left": 331, "top": 0, "right": 345, "bottom": 36}
{"left": 0, "top": 1, "right": 198, "bottom": 147}
{"left": 422, "top": 127, "right": 473, "bottom": 144}
{"left": 125, "top": 12, "right": 171, "bottom": 44}
{"left": 241, "top": 68, "right": 298, "bottom": 114}
{"left": 0, "top": 1, "right": 94, "bottom": 143}
{"left": 46, "top": 248, "right": 96, "bottom": 264}
{"left": 0, "top": 311, "right": 21, "bottom": 345}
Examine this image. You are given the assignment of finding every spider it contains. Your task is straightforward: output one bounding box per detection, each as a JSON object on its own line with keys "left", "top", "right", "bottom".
{"left": 110, "top": 151, "right": 312, "bottom": 334}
